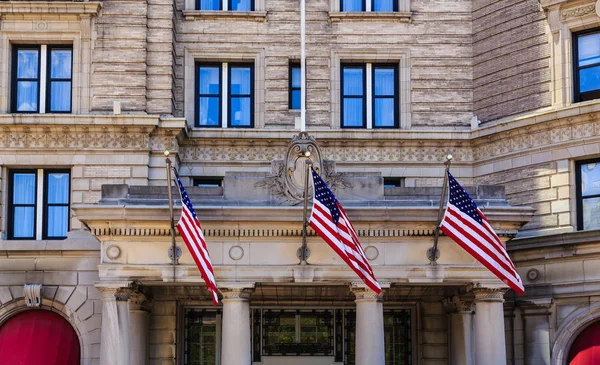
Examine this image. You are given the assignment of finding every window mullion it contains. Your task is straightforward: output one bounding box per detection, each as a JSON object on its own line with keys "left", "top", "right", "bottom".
{"left": 40, "top": 45, "right": 47, "bottom": 114}
{"left": 295, "top": 314, "right": 301, "bottom": 343}
{"left": 366, "top": 63, "right": 373, "bottom": 129}
{"left": 222, "top": 62, "right": 228, "bottom": 128}
{"left": 36, "top": 169, "right": 44, "bottom": 240}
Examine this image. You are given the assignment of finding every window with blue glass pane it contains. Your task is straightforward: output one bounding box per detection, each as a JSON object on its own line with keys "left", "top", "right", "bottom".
{"left": 13, "top": 47, "right": 40, "bottom": 113}
{"left": 577, "top": 158, "right": 600, "bottom": 231}
{"left": 341, "top": 0, "right": 364, "bottom": 11}
{"left": 373, "top": 0, "right": 395, "bottom": 11}
{"left": 45, "top": 172, "right": 70, "bottom": 238}
{"left": 290, "top": 64, "right": 301, "bottom": 110}
{"left": 373, "top": 66, "right": 397, "bottom": 128}
{"left": 198, "top": 0, "right": 221, "bottom": 10}
{"left": 229, "top": 65, "right": 253, "bottom": 127}
{"left": 341, "top": 65, "right": 365, "bottom": 127}
{"left": 10, "top": 172, "right": 37, "bottom": 239}
{"left": 48, "top": 48, "right": 72, "bottom": 113}
{"left": 575, "top": 29, "right": 600, "bottom": 102}
{"left": 230, "top": 0, "right": 253, "bottom": 11}
{"left": 197, "top": 65, "right": 221, "bottom": 127}
{"left": 8, "top": 169, "right": 70, "bottom": 240}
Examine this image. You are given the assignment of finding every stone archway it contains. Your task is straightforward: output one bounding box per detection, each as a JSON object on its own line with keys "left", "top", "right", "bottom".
{"left": 0, "top": 296, "right": 94, "bottom": 364}
{"left": 552, "top": 301, "right": 600, "bottom": 365}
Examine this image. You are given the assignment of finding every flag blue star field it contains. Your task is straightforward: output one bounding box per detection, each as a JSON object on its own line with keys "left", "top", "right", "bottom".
{"left": 173, "top": 168, "right": 219, "bottom": 305}
{"left": 308, "top": 168, "right": 381, "bottom": 294}
{"left": 439, "top": 172, "right": 524, "bottom": 295}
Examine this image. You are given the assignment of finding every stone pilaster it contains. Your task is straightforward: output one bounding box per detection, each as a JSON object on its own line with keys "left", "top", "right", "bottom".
{"left": 129, "top": 291, "right": 153, "bottom": 365}
{"left": 95, "top": 282, "right": 133, "bottom": 365}
{"left": 352, "top": 285, "right": 385, "bottom": 365}
{"left": 443, "top": 296, "right": 475, "bottom": 365}
{"left": 473, "top": 287, "right": 508, "bottom": 365}
{"left": 220, "top": 283, "right": 255, "bottom": 365}
{"left": 520, "top": 299, "right": 552, "bottom": 365}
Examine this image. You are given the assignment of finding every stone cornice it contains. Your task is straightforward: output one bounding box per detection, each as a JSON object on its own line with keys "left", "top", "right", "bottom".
{"left": 182, "top": 10, "right": 267, "bottom": 21}
{"left": 0, "top": 2, "right": 103, "bottom": 16}
{"left": 508, "top": 229, "right": 600, "bottom": 252}
{"left": 73, "top": 204, "right": 533, "bottom": 237}
{"left": 99, "top": 264, "right": 503, "bottom": 285}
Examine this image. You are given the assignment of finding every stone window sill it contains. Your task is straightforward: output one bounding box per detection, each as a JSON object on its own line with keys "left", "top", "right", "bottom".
{"left": 182, "top": 10, "right": 267, "bottom": 21}
{"left": 329, "top": 11, "right": 412, "bottom": 22}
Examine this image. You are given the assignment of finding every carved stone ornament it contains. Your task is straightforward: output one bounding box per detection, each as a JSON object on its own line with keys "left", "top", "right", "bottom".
{"left": 351, "top": 286, "right": 384, "bottom": 301}
{"left": 284, "top": 132, "right": 323, "bottom": 201}
{"left": 562, "top": 4, "right": 595, "bottom": 20}
{"left": 24, "top": 284, "right": 42, "bottom": 308}
{"left": 443, "top": 295, "right": 474, "bottom": 313}
{"left": 473, "top": 287, "right": 507, "bottom": 303}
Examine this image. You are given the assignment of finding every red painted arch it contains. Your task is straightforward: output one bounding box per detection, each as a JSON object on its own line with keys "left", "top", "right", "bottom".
{"left": 569, "top": 320, "right": 600, "bottom": 365}
{"left": 0, "top": 310, "right": 80, "bottom": 365}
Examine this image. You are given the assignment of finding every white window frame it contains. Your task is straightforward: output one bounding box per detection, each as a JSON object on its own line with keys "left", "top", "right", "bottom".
{"left": 332, "top": 49, "right": 411, "bottom": 129}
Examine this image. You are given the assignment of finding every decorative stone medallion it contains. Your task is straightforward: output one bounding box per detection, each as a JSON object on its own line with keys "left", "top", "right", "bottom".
{"left": 106, "top": 244, "right": 122, "bottom": 260}
{"left": 229, "top": 245, "right": 244, "bottom": 261}
{"left": 527, "top": 268, "right": 540, "bottom": 282}
{"left": 364, "top": 245, "right": 379, "bottom": 261}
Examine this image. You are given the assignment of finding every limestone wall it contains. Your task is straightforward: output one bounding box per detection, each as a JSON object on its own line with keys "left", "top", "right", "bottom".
{"left": 472, "top": 0, "right": 551, "bottom": 123}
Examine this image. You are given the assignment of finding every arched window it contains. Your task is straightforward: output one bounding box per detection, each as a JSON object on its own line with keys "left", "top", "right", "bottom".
{"left": 0, "top": 310, "right": 79, "bottom": 365}
{"left": 569, "top": 320, "right": 600, "bottom": 365}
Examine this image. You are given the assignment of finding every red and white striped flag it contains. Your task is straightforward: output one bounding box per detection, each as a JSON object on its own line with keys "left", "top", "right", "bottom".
{"left": 308, "top": 168, "right": 382, "bottom": 294}
{"left": 439, "top": 171, "right": 524, "bottom": 295}
{"left": 173, "top": 169, "right": 219, "bottom": 305}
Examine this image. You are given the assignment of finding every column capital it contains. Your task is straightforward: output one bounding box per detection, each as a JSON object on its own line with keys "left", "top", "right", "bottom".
{"left": 443, "top": 295, "right": 474, "bottom": 314}
{"left": 473, "top": 287, "right": 507, "bottom": 303}
{"left": 219, "top": 282, "right": 255, "bottom": 300}
{"left": 350, "top": 282, "right": 389, "bottom": 301}
{"left": 94, "top": 281, "right": 134, "bottom": 301}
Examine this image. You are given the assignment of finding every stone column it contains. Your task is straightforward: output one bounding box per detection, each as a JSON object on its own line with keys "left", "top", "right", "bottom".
{"left": 129, "top": 291, "right": 153, "bottom": 365}
{"left": 352, "top": 286, "right": 385, "bottom": 365}
{"left": 520, "top": 299, "right": 552, "bottom": 365}
{"left": 96, "top": 282, "right": 133, "bottom": 365}
{"left": 220, "top": 283, "right": 255, "bottom": 365}
{"left": 443, "top": 296, "right": 475, "bottom": 365}
{"left": 473, "top": 287, "right": 508, "bottom": 365}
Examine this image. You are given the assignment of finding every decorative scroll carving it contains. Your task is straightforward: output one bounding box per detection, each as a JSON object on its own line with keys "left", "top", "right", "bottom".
{"left": 220, "top": 287, "right": 253, "bottom": 300}
{"left": 284, "top": 132, "right": 323, "bottom": 202}
{"left": 562, "top": 4, "right": 595, "bottom": 20}
{"left": 443, "top": 295, "right": 474, "bottom": 313}
{"left": 24, "top": 284, "right": 42, "bottom": 308}
{"left": 351, "top": 285, "right": 384, "bottom": 301}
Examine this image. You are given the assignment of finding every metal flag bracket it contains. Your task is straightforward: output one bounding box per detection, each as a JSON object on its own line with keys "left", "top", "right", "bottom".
{"left": 427, "top": 153, "right": 453, "bottom": 265}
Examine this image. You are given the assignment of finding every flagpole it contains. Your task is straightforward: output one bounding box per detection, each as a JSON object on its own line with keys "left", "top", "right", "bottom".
{"left": 299, "top": 152, "right": 312, "bottom": 264}
{"left": 300, "top": 0, "right": 306, "bottom": 132}
{"left": 427, "top": 153, "right": 453, "bottom": 265}
{"left": 165, "top": 151, "right": 179, "bottom": 271}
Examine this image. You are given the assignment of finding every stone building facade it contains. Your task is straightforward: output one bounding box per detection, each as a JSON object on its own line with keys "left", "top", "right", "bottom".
{"left": 0, "top": 0, "right": 599, "bottom": 365}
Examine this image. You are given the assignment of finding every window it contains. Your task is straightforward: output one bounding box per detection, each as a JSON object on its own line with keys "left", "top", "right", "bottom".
{"left": 340, "top": 0, "right": 397, "bottom": 11}
{"left": 195, "top": 62, "right": 254, "bottom": 128}
{"left": 341, "top": 309, "right": 412, "bottom": 365}
{"left": 289, "top": 63, "right": 301, "bottom": 110}
{"left": 11, "top": 45, "right": 72, "bottom": 113}
{"left": 196, "top": 0, "right": 253, "bottom": 10}
{"left": 184, "top": 308, "right": 220, "bottom": 365}
{"left": 576, "top": 158, "right": 600, "bottom": 231}
{"left": 7, "top": 169, "right": 70, "bottom": 240}
{"left": 573, "top": 29, "right": 600, "bottom": 103}
{"left": 261, "top": 310, "right": 334, "bottom": 356}
{"left": 384, "top": 177, "right": 405, "bottom": 188}
{"left": 341, "top": 63, "right": 398, "bottom": 128}
{"left": 194, "top": 177, "right": 223, "bottom": 187}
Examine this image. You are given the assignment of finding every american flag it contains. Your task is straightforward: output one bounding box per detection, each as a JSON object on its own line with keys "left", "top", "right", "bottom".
{"left": 439, "top": 172, "right": 524, "bottom": 295}
{"left": 308, "top": 168, "right": 382, "bottom": 294}
{"left": 173, "top": 169, "right": 219, "bottom": 305}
